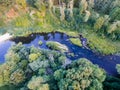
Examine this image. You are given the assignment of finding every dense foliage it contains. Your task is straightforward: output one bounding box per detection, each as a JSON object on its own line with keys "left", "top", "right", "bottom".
{"left": 0, "top": 43, "right": 66, "bottom": 87}
{"left": 54, "top": 58, "right": 106, "bottom": 90}
{"left": 104, "top": 75, "right": 120, "bottom": 90}
{"left": 0, "top": 43, "right": 106, "bottom": 90}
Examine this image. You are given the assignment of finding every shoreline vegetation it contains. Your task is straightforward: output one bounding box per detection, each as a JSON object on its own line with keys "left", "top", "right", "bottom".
{"left": 0, "top": 12, "right": 119, "bottom": 55}
{"left": 1, "top": 29, "right": 119, "bottom": 55}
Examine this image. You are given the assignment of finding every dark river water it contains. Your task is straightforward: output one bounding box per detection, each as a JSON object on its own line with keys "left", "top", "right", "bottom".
{"left": 0, "top": 32, "right": 120, "bottom": 76}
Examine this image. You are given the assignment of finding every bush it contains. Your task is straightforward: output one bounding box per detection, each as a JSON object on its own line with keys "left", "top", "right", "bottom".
{"left": 38, "top": 40, "right": 43, "bottom": 45}
{"left": 69, "top": 38, "right": 82, "bottom": 47}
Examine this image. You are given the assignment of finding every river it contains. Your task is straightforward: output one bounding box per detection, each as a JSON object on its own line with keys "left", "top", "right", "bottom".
{"left": 0, "top": 32, "right": 120, "bottom": 76}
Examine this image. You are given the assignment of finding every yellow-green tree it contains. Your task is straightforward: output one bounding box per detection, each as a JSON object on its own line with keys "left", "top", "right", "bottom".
{"left": 94, "top": 16, "right": 105, "bottom": 31}
{"left": 27, "top": 76, "right": 49, "bottom": 90}
{"left": 16, "top": 0, "right": 27, "bottom": 9}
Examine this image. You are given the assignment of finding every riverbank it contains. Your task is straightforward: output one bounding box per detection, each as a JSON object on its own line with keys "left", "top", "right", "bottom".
{"left": 7, "top": 26, "right": 120, "bottom": 55}
{"left": 80, "top": 30, "right": 120, "bottom": 55}
{"left": 1, "top": 33, "right": 120, "bottom": 76}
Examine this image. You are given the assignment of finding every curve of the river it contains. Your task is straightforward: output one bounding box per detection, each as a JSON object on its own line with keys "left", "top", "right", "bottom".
{"left": 0, "top": 32, "right": 120, "bottom": 76}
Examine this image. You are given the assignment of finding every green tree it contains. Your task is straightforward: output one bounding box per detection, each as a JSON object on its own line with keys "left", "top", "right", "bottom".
{"left": 10, "top": 69, "right": 25, "bottom": 85}
{"left": 94, "top": 0, "right": 120, "bottom": 14}
{"left": 27, "top": 76, "right": 49, "bottom": 90}
{"left": 29, "top": 53, "right": 39, "bottom": 62}
{"left": 94, "top": 16, "right": 105, "bottom": 31}
{"left": 109, "top": 7, "right": 120, "bottom": 21}
{"left": 0, "top": 0, "right": 14, "bottom": 6}
{"left": 54, "top": 58, "right": 106, "bottom": 90}
{"left": 79, "top": 0, "right": 88, "bottom": 14}
{"left": 15, "top": 0, "right": 27, "bottom": 8}
{"left": 103, "top": 75, "right": 120, "bottom": 90}
{"left": 34, "top": 0, "right": 46, "bottom": 11}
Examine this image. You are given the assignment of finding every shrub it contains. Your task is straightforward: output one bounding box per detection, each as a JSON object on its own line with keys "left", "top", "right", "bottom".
{"left": 69, "top": 38, "right": 82, "bottom": 47}
{"left": 38, "top": 40, "right": 43, "bottom": 45}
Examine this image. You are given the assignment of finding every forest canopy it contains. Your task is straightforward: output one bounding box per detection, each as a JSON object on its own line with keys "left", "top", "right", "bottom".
{"left": 0, "top": 43, "right": 106, "bottom": 90}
